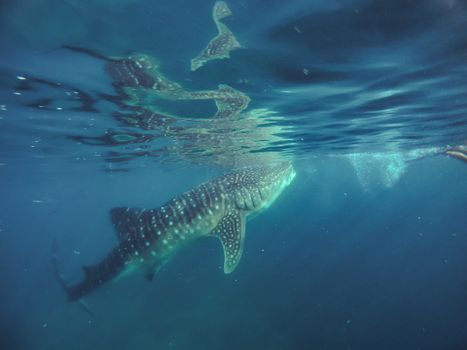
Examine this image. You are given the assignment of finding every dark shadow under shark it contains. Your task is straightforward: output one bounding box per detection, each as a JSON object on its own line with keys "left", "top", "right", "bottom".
{"left": 55, "top": 162, "right": 295, "bottom": 301}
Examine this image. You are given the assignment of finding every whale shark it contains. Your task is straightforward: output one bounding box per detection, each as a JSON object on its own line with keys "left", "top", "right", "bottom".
{"left": 59, "top": 162, "right": 296, "bottom": 301}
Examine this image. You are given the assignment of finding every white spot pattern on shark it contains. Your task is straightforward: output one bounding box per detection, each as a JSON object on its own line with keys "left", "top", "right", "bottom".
{"left": 62, "top": 162, "right": 296, "bottom": 301}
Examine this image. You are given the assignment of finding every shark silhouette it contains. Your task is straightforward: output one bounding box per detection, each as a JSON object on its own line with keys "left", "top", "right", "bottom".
{"left": 60, "top": 162, "right": 296, "bottom": 301}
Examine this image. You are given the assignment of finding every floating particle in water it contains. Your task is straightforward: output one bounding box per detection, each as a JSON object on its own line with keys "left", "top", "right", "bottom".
{"left": 13, "top": 91, "right": 21, "bottom": 95}
{"left": 303, "top": 68, "right": 309, "bottom": 75}
{"left": 17, "top": 75, "right": 26, "bottom": 80}
{"left": 0, "top": 105, "right": 6, "bottom": 111}
{"left": 32, "top": 199, "right": 44, "bottom": 204}
{"left": 293, "top": 25, "right": 302, "bottom": 34}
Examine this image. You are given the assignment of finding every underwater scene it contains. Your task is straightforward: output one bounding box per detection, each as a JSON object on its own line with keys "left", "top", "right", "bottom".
{"left": 1, "top": 0, "right": 467, "bottom": 349}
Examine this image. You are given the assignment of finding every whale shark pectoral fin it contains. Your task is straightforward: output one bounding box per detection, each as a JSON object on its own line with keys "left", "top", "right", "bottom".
{"left": 212, "top": 210, "right": 246, "bottom": 274}
{"left": 110, "top": 207, "right": 143, "bottom": 242}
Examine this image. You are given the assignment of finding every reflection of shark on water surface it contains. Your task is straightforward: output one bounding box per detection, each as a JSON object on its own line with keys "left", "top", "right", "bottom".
{"left": 57, "top": 162, "right": 296, "bottom": 301}
{"left": 61, "top": 43, "right": 284, "bottom": 167}
{"left": 191, "top": 1, "right": 241, "bottom": 71}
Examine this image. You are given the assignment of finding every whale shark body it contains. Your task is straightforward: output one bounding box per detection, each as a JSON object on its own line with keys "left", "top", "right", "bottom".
{"left": 61, "top": 162, "right": 296, "bottom": 301}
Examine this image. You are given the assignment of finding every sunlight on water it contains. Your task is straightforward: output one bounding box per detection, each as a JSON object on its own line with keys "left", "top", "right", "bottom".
{"left": 0, "top": 0, "right": 466, "bottom": 169}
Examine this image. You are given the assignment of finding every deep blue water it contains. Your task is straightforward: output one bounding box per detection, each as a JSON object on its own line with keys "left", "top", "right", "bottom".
{"left": 1, "top": 1, "right": 467, "bottom": 349}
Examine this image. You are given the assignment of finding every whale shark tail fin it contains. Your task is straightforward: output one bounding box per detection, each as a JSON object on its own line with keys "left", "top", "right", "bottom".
{"left": 51, "top": 240, "right": 69, "bottom": 291}
{"left": 51, "top": 240, "right": 95, "bottom": 317}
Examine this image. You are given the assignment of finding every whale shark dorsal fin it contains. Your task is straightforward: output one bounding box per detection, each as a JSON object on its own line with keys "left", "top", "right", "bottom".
{"left": 110, "top": 207, "right": 142, "bottom": 242}
{"left": 212, "top": 210, "right": 246, "bottom": 274}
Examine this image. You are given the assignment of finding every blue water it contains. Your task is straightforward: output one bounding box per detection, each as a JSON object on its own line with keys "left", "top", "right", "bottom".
{"left": 1, "top": 1, "right": 467, "bottom": 349}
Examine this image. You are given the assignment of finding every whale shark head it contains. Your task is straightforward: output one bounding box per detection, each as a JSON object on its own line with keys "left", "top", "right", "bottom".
{"left": 220, "top": 161, "right": 296, "bottom": 214}
{"left": 206, "top": 161, "right": 295, "bottom": 273}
